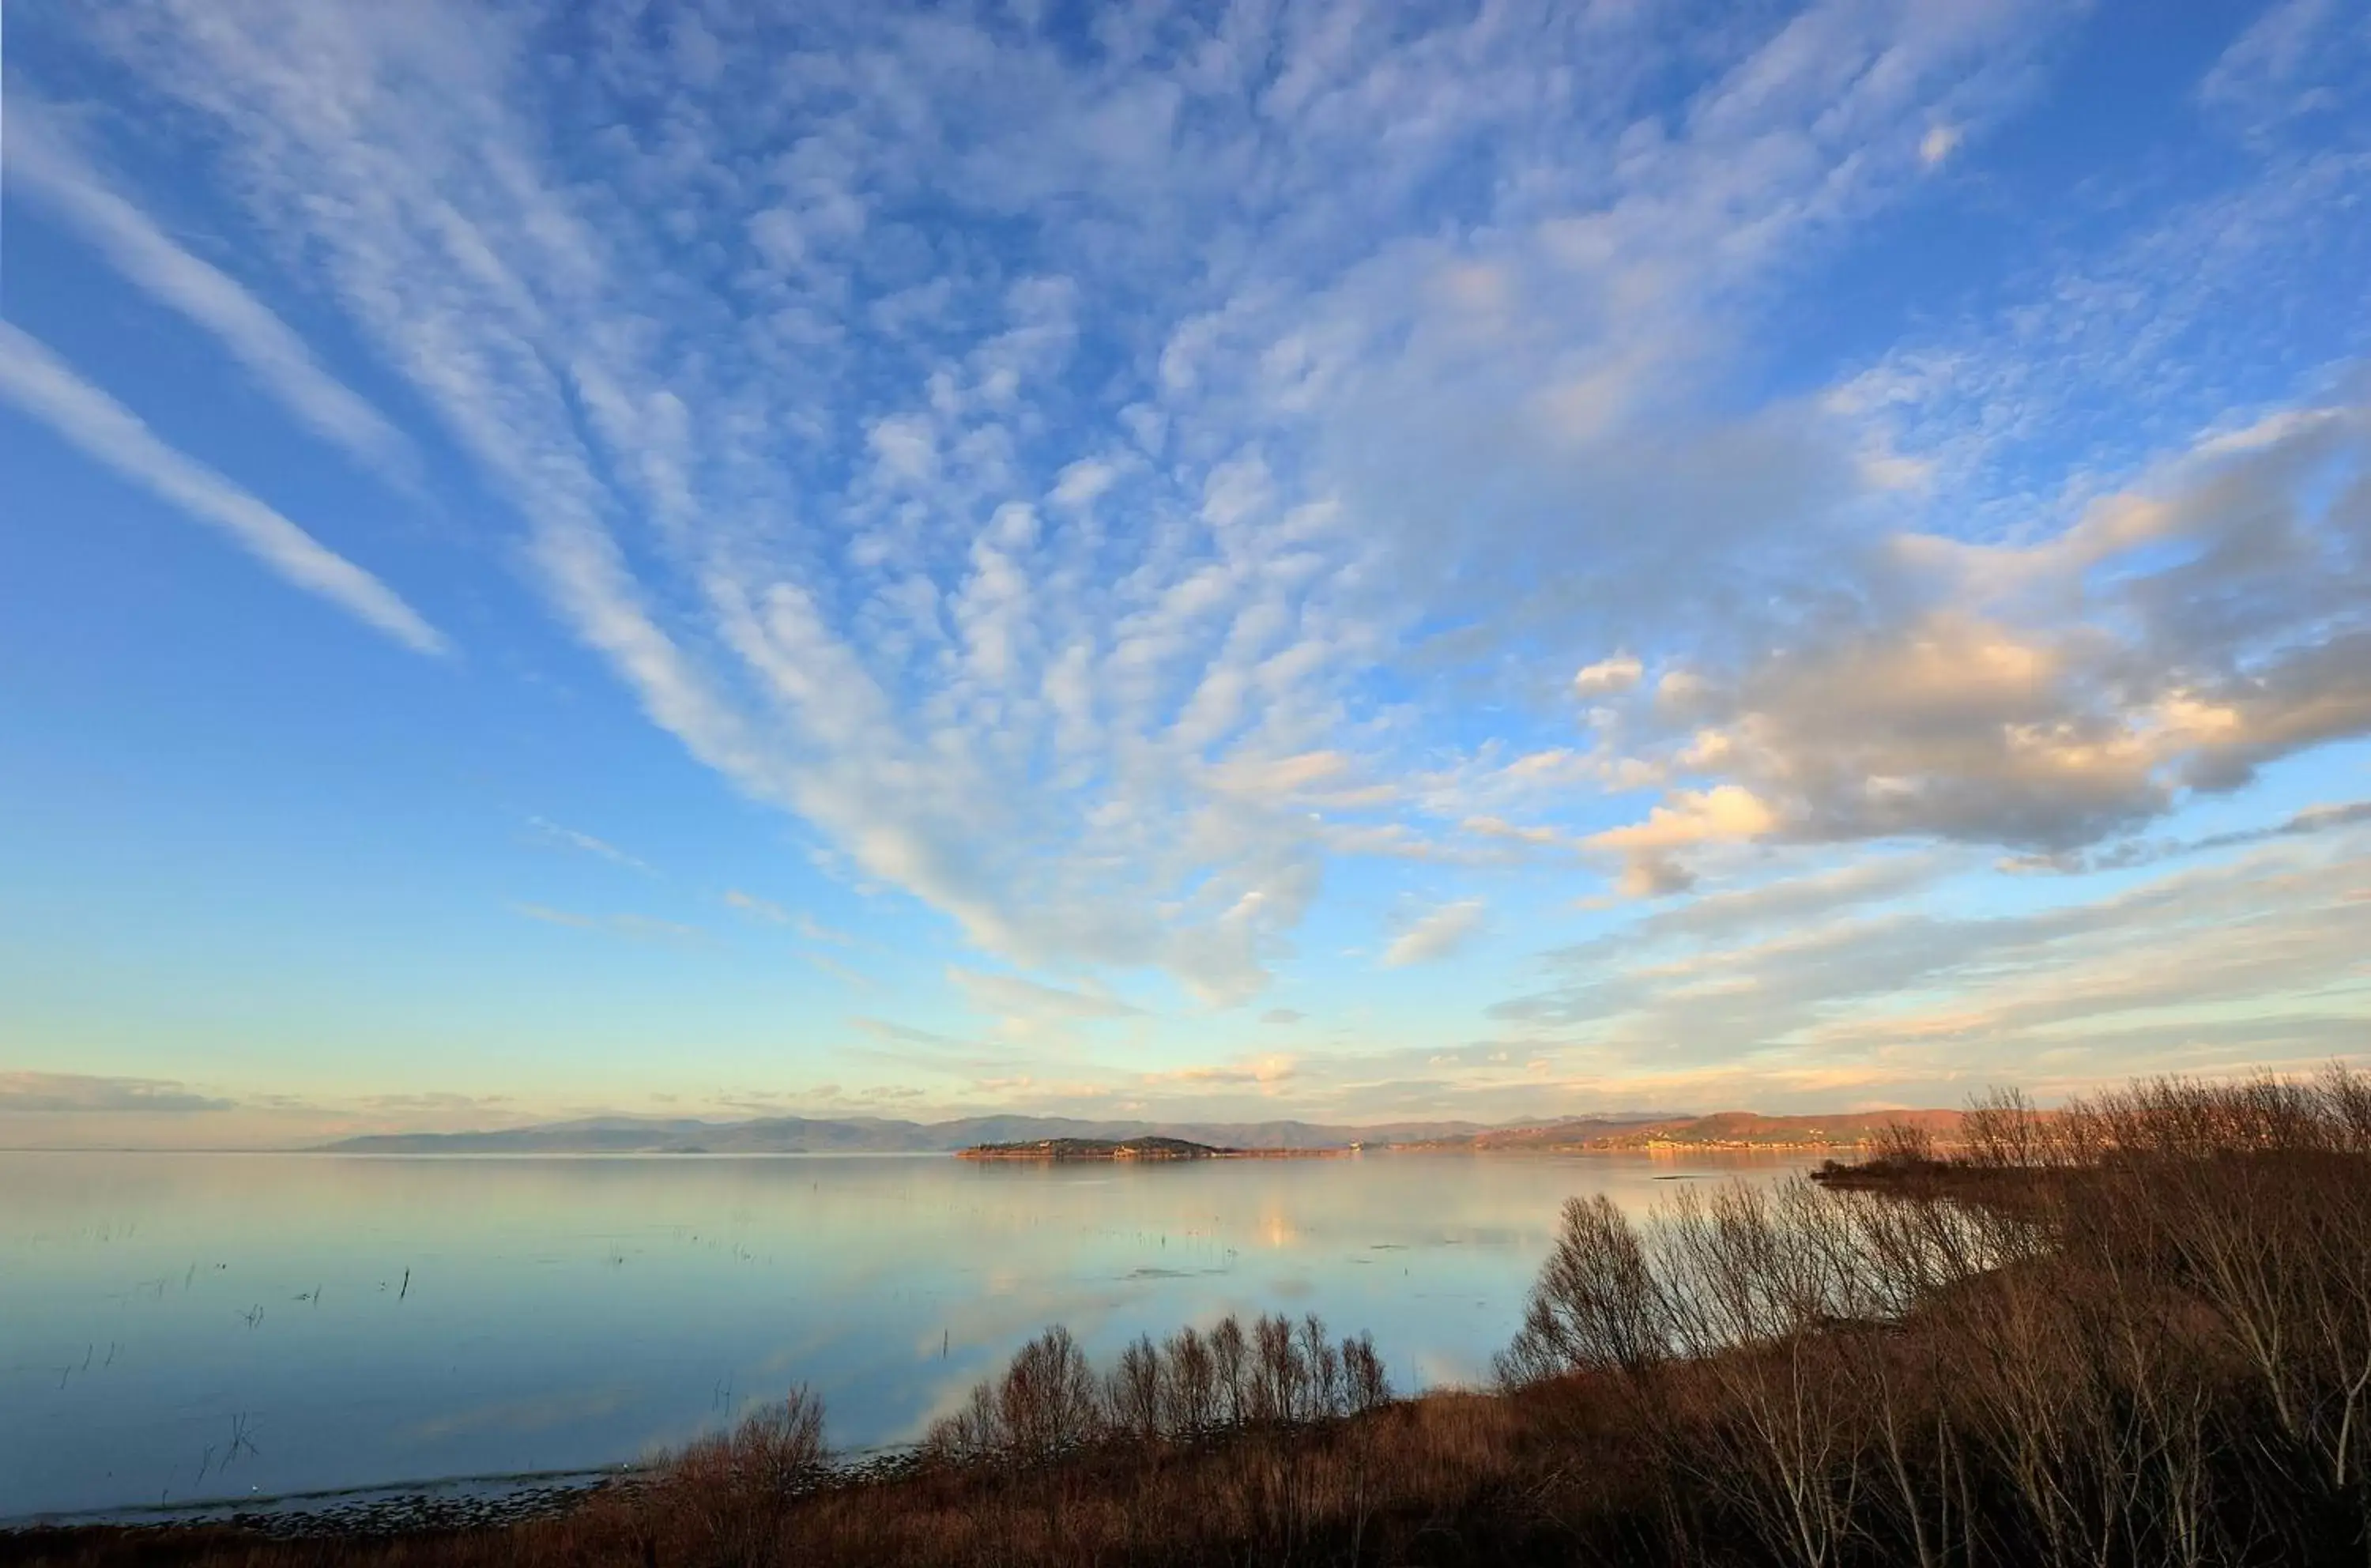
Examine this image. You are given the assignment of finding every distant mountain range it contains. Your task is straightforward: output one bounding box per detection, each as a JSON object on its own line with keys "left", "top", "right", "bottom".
{"left": 310, "top": 1107, "right": 1953, "bottom": 1155}
{"left": 313, "top": 1113, "right": 1585, "bottom": 1154}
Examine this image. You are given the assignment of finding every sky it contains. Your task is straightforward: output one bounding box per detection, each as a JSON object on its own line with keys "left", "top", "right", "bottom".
{"left": 2, "top": 0, "right": 2369, "bottom": 1148}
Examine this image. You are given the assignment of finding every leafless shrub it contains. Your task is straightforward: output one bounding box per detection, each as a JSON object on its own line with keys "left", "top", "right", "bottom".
{"left": 1159, "top": 1325, "right": 1216, "bottom": 1434}
{"left": 663, "top": 1387, "right": 827, "bottom": 1507}
{"left": 1867, "top": 1119, "right": 1939, "bottom": 1171}
{"left": 1250, "top": 1313, "right": 1304, "bottom": 1423}
{"left": 1210, "top": 1313, "right": 1250, "bottom": 1429}
{"left": 922, "top": 1378, "right": 1005, "bottom": 1465}
{"left": 1341, "top": 1331, "right": 1392, "bottom": 1415}
{"left": 655, "top": 1385, "right": 830, "bottom": 1561}
{"left": 1497, "top": 1193, "right": 1665, "bottom": 1385}
{"left": 922, "top": 1306, "right": 1398, "bottom": 1487}
{"left": 1106, "top": 1333, "right": 1163, "bottom": 1441}
{"left": 1298, "top": 1314, "right": 1342, "bottom": 1419}
{"left": 1962, "top": 1084, "right": 2047, "bottom": 1169}
{"left": 998, "top": 1325, "right": 1103, "bottom": 1461}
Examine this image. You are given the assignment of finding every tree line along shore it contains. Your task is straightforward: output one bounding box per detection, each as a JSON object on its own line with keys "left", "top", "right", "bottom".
{"left": 12, "top": 1066, "right": 2369, "bottom": 1568}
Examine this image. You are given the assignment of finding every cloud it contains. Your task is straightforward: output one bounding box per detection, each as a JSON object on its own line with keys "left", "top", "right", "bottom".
{"left": 1145, "top": 1055, "right": 1298, "bottom": 1090}
{"left": 1574, "top": 406, "right": 2371, "bottom": 885}
{"left": 1589, "top": 786, "right": 1778, "bottom": 853}
{"left": 38, "top": 0, "right": 2082, "bottom": 1008}
{"left": 1488, "top": 828, "right": 2371, "bottom": 1101}
{"left": 0, "top": 1072, "right": 232, "bottom": 1114}
{"left": 530, "top": 817, "right": 651, "bottom": 873}
{"left": 1382, "top": 899, "right": 1486, "bottom": 968}
{"left": 36, "top": 0, "right": 2367, "bottom": 1061}
{"left": 1461, "top": 816, "right": 1585, "bottom": 853}
{"left": 0, "top": 322, "right": 447, "bottom": 655}
{"left": 2197, "top": 0, "right": 2369, "bottom": 140}
{"left": 1607, "top": 854, "right": 1949, "bottom": 949}
{"left": 1586, "top": 785, "right": 1775, "bottom": 895}
{"left": 722, "top": 888, "right": 789, "bottom": 923}
{"left": 1261, "top": 1008, "right": 1306, "bottom": 1026}
{"left": 797, "top": 949, "right": 873, "bottom": 989}
{"left": 948, "top": 967, "right": 1142, "bottom": 1025}
{"left": 794, "top": 913, "right": 853, "bottom": 946}
{"left": 725, "top": 891, "right": 853, "bottom": 950}
{"left": 844, "top": 1017, "right": 1021, "bottom": 1082}
{"left": 1615, "top": 855, "right": 1698, "bottom": 900}
{"left": 4, "top": 93, "right": 416, "bottom": 482}
{"left": 850, "top": 1017, "right": 967, "bottom": 1049}
{"left": 356, "top": 1091, "right": 514, "bottom": 1114}
{"left": 2006, "top": 798, "right": 2371, "bottom": 875}
{"left": 1572, "top": 654, "right": 1644, "bottom": 697}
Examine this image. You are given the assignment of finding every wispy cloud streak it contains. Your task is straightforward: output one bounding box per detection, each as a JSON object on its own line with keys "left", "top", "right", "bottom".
{"left": 0, "top": 322, "right": 447, "bottom": 655}
{"left": 528, "top": 817, "right": 652, "bottom": 873}
{"left": 4, "top": 96, "right": 417, "bottom": 484}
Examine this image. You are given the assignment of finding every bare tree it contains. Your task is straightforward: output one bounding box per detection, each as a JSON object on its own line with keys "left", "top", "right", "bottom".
{"left": 1107, "top": 1333, "right": 1163, "bottom": 1442}
{"left": 1341, "top": 1331, "right": 1393, "bottom": 1416}
{"left": 1159, "top": 1325, "right": 1216, "bottom": 1436}
{"left": 1210, "top": 1314, "right": 1250, "bottom": 1430}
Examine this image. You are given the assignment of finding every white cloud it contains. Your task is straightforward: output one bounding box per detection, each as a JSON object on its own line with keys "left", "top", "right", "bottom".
{"left": 2198, "top": 0, "right": 2367, "bottom": 138}
{"left": 5, "top": 93, "right": 416, "bottom": 483}
{"left": 530, "top": 817, "right": 651, "bottom": 873}
{"left": 1589, "top": 786, "right": 1779, "bottom": 854}
{"left": 1382, "top": 899, "right": 1486, "bottom": 968}
{"left": 797, "top": 949, "right": 873, "bottom": 989}
{"left": 1569, "top": 405, "right": 2371, "bottom": 888}
{"left": 795, "top": 912, "right": 853, "bottom": 946}
{"left": 37, "top": 0, "right": 2079, "bottom": 1010}
{"left": 1490, "top": 827, "right": 2371, "bottom": 1104}
{"left": 1571, "top": 654, "right": 1644, "bottom": 697}
{"left": 722, "top": 889, "right": 789, "bottom": 923}
{"left": 1461, "top": 816, "right": 1580, "bottom": 851}
{"left": 0, "top": 322, "right": 447, "bottom": 656}
{"left": 948, "top": 967, "right": 1143, "bottom": 1026}
{"left": 37, "top": 0, "right": 2366, "bottom": 1056}
{"left": 1144, "top": 1054, "right": 1298, "bottom": 1090}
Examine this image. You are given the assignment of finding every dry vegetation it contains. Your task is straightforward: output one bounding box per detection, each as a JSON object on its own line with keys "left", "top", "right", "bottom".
{"left": 12, "top": 1068, "right": 2371, "bottom": 1566}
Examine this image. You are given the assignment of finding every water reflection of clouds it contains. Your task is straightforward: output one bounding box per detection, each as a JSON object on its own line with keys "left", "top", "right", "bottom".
{"left": 1412, "top": 1348, "right": 1491, "bottom": 1392}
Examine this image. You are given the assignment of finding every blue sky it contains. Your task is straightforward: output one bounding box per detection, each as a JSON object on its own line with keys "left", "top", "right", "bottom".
{"left": 3, "top": 0, "right": 2369, "bottom": 1146}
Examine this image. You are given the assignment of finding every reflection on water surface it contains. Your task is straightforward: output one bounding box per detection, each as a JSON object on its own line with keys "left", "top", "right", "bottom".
{"left": 0, "top": 1149, "right": 1810, "bottom": 1518}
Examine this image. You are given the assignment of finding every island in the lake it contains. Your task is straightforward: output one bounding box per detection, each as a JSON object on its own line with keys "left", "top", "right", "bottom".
{"left": 956, "top": 1136, "right": 1341, "bottom": 1161}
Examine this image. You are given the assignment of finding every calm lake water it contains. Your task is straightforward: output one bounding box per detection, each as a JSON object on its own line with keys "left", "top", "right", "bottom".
{"left": 0, "top": 1149, "right": 1813, "bottom": 1521}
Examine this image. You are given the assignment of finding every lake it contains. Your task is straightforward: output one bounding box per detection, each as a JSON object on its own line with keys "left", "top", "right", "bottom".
{"left": 0, "top": 1149, "right": 1813, "bottom": 1521}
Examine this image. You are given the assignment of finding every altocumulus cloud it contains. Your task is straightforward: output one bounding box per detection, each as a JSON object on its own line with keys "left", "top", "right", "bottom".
{"left": 11, "top": 0, "right": 2107, "bottom": 1004}
{"left": 10, "top": 0, "right": 2371, "bottom": 1087}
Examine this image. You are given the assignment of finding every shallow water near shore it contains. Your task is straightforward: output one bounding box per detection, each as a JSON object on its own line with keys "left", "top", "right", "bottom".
{"left": 0, "top": 1148, "right": 1812, "bottom": 1521}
